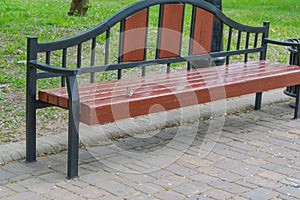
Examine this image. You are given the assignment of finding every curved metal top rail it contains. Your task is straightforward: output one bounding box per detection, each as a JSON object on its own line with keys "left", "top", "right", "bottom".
{"left": 33, "top": 0, "right": 267, "bottom": 52}
{"left": 265, "top": 38, "right": 300, "bottom": 48}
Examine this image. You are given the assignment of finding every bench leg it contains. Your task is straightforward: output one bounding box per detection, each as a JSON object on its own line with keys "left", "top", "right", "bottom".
{"left": 294, "top": 85, "right": 300, "bottom": 119}
{"left": 66, "top": 75, "right": 80, "bottom": 179}
{"left": 26, "top": 67, "right": 37, "bottom": 163}
{"left": 255, "top": 92, "right": 262, "bottom": 110}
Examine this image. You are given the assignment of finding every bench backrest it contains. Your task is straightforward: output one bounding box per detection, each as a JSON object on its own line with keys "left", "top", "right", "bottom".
{"left": 27, "top": 0, "right": 269, "bottom": 85}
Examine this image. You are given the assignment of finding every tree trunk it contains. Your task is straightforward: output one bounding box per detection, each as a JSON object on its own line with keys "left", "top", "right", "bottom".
{"left": 68, "top": 0, "right": 89, "bottom": 16}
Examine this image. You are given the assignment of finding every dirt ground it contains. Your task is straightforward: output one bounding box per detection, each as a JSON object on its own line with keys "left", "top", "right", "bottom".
{"left": 0, "top": 87, "right": 68, "bottom": 144}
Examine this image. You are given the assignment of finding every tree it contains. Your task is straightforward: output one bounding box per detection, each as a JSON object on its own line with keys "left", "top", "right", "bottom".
{"left": 68, "top": 0, "right": 89, "bottom": 16}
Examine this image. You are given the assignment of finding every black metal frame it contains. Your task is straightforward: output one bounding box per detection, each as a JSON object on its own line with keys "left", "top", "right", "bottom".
{"left": 283, "top": 39, "right": 300, "bottom": 108}
{"left": 26, "top": 0, "right": 300, "bottom": 179}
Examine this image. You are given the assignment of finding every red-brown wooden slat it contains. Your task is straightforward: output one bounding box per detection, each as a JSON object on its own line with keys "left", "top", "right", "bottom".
{"left": 77, "top": 65, "right": 289, "bottom": 104}
{"left": 191, "top": 7, "right": 214, "bottom": 54}
{"left": 38, "top": 60, "right": 294, "bottom": 105}
{"left": 38, "top": 91, "right": 49, "bottom": 103}
{"left": 122, "top": 9, "right": 148, "bottom": 62}
{"left": 159, "top": 4, "right": 184, "bottom": 58}
{"left": 38, "top": 60, "right": 273, "bottom": 104}
{"left": 39, "top": 61, "right": 294, "bottom": 107}
{"left": 81, "top": 63, "right": 300, "bottom": 125}
{"left": 39, "top": 61, "right": 290, "bottom": 106}
{"left": 82, "top": 66, "right": 300, "bottom": 125}
{"left": 81, "top": 92, "right": 183, "bottom": 125}
{"left": 82, "top": 64, "right": 300, "bottom": 108}
{"left": 38, "top": 61, "right": 300, "bottom": 125}
{"left": 74, "top": 61, "right": 265, "bottom": 96}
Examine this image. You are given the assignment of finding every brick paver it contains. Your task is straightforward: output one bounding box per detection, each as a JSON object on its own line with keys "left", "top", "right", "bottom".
{"left": 0, "top": 96, "right": 300, "bottom": 199}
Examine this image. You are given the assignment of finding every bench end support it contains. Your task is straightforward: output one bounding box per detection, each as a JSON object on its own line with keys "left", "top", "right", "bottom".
{"left": 294, "top": 85, "right": 300, "bottom": 119}
{"left": 26, "top": 37, "right": 38, "bottom": 163}
{"left": 255, "top": 92, "right": 262, "bottom": 110}
{"left": 66, "top": 75, "right": 80, "bottom": 179}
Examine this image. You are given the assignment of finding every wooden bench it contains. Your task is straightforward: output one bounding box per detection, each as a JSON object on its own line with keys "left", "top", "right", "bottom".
{"left": 26, "top": 0, "right": 300, "bottom": 179}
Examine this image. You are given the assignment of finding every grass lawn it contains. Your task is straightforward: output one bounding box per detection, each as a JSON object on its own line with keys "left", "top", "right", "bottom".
{"left": 0, "top": 0, "right": 299, "bottom": 142}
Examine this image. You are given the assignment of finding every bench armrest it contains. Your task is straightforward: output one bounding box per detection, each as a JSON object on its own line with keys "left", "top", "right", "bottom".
{"left": 265, "top": 38, "right": 300, "bottom": 48}
{"left": 28, "top": 60, "right": 79, "bottom": 76}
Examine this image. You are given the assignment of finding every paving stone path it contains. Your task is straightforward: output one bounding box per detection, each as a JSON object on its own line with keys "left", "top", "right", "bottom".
{"left": 0, "top": 91, "right": 300, "bottom": 199}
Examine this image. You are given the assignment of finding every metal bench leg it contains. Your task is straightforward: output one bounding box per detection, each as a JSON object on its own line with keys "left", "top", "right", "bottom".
{"left": 26, "top": 66, "right": 37, "bottom": 163}
{"left": 255, "top": 92, "right": 262, "bottom": 110}
{"left": 66, "top": 75, "right": 80, "bottom": 179}
{"left": 26, "top": 37, "right": 38, "bottom": 163}
{"left": 294, "top": 85, "right": 300, "bottom": 119}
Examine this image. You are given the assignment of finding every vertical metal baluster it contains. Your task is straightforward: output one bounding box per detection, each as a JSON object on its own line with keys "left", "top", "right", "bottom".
{"left": 167, "top": 63, "right": 171, "bottom": 73}
{"left": 62, "top": 48, "right": 67, "bottom": 87}
{"left": 244, "top": 32, "right": 250, "bottom": 62}
{"left": 46, "top": 51, "right": 50, "bottom": 64}
{"left": 156, "top": 4, "right": 163, "bottom": 59}
{"left": 187, "top": 62, "right": 192, "bottom": 71}
{"left": 142, "top": 66, "right": 146, "bottom": 76}
{"left": 118, "top": 20, "right": 125, "bottom": 80}
{"left": 105, "top": 29, "right": 110, "bottom": 65}
{"left": 77, "top": 44, "right": 82, "bottom": 68}
{"left": 91, "top": 37, "right": 96, "bottom": 83}
{"left": 226, "top": 27, "right": 232, "bottom": 64}
{"left": 178, "top": 4, "right": 185, "bottom": 57}
{"left": 188, "top": 6, "right": 197, "bottom": 70}
{"left": 117, "top": 69, "right": 122, "bottom": 79}
{"left": 142, "top": 9, "right": 150, "bottom": 77}
{"left": 260, "top": 21, "right": 269, "bottom": 60}
{"left": 254, "top": 33, "right": 259, "bottom": 48}
{"left": 289, "top": 48, "right": 294, "bottom": 65}
{"left": 189, "top": 5, "right": 196, "bottom": 56}
{"left": 236, "top": 31, "right": 241, "bottom": 50}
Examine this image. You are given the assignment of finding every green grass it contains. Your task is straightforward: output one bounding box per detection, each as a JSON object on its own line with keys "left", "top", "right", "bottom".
{"left": 223, "top": 0, "right": 300, "bottom": 39}
{"left": 0, "top": 0, "right": 299, "bottom": 141}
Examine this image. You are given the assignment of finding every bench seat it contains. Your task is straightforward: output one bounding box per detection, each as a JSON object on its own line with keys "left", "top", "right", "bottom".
{"left": 39, "top": 61, "right": 300, "bottom": 125}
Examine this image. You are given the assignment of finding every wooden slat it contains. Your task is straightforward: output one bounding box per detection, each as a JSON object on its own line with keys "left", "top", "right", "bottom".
{"left": 82, "top": 64, "right": 299, "bottom": 108}
{"left": 38, "top": 61, "right": 293, "bottom": 104}
{"left": 122, "top": 9, "right": 148, "bottom": 62}
{"left": 76, "top": 64, "right": 287, "bottom": 104}
{"left": 83, "top": 65, "right": 300, "bottom": 125}
{"left": 38, "top": 61, "right": 294, "bottom": 106}
{"left": 38, "top": 61, "right": 283, "bottom": 103}
{"left": 38, "top": 61, "right": 300, "bottom": 125}
{"left": 191, "top": 7, "right": 214, "bottom": 54}
{"left": 158, "top": 4, "right": 184, "bottom": 58}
